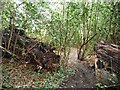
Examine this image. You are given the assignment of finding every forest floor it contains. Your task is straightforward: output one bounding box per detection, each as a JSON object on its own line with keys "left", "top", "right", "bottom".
{"left": 59, "top": 48, "right": 119, "bottom": 88}
{"left": 60, "top": 62, "right": 96, "bottom": 88}
{"left": 2, "top": 58, "right": 73, "bottom": 88}
{"left": 2, "top": 48, "right": 119, "bottom": 89}
{"left": 59, "top": 48, "right": 97, "bottom": 88}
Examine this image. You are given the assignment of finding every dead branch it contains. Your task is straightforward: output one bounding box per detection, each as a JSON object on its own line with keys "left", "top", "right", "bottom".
{"left": 0, "top": 45, "right": 19, "bottom": 59}
{"left": 7, "top": 17, "right": 14, "bottom": 50}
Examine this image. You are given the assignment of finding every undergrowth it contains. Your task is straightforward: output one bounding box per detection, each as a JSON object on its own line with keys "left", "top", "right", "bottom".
{"left": 2, "top": 62, "right": 75, "bottom": 89}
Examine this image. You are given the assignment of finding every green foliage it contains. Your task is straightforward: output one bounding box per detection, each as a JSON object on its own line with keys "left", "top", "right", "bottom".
{"left": 2, "top": 62, "right": 75, "bottom": 89}
{"left": 2, "top": 0, "right": 120, "bottom": 70}
{"left": 2, "top": 66, "right": 13, "bottom": 88}
{"left": 2, "top": 1, "right": 119, "bottom": 42}
{"left": 107, "top": 73, "right": 117, "bottom": 84}
{"left": 1, "top": 1, "right": 120, "bottom": 89}
{"left": 31, "top": 67, "right": 75, "bottom": 88}
{"left": 43, "top": 68, "right": 74, "bottom": 88}
{"left": 95, "top": 82, "right": 104, "bottom": 89}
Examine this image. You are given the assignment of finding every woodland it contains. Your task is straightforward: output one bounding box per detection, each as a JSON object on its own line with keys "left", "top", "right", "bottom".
{"left": 0, "top": 0, "right": 120, "bottom": 89}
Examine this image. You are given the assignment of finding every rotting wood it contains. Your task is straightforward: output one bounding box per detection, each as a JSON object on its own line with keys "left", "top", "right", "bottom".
{"left": 2, "top": 28, "right": 60, "bottom": 73}
{"left": 94, "top": 41, "right": 120, "bottom": 73}
{"left": 0, "top": 45, "right": 19, "bottom": 59}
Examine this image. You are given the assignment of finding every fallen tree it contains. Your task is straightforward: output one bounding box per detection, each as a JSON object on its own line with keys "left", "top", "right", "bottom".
{"left": 94, "top": 41, "right": 120, "bottom": 82}
{"left": 94, "top": 41, "right": 120, "bottom": 73}
{"left": 2, "top": 28, "right": 60, "bottom": 73}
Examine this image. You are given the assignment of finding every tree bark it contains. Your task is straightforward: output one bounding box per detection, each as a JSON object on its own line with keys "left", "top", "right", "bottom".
{"left": 94, "top": 41, "right": 120, "bottom": 73}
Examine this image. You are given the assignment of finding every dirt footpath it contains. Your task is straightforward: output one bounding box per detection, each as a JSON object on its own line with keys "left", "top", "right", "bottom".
{"left": 60, "top": 62, "right": 96, "bottom": 88}
{"left": 59, "top": 48, "right": 97, "bottom": 88}
{"left": 59, "top": 48, "right": 119, "bottom": 88}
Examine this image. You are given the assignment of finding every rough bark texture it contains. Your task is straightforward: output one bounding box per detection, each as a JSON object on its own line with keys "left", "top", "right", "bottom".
{"left": 94, "top": 41, "right": 120, "bottom": 73}
{"left": 2, "top": 28, "right": 60, "bottom": 73}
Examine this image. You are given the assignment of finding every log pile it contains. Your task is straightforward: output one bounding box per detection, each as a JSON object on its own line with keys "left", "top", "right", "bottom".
{"left": 94, "top": 41, "right": 120, "bottom": 73}
{"left": 2, "top": 28, "right": 60, "bottom": 73}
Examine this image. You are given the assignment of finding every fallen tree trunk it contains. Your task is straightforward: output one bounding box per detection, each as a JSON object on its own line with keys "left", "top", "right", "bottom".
{"left": 2, "top": 28, "right": 60, "bottom": 73}
{"left": 94, "top": 41, "right": 120, "bottom": 73}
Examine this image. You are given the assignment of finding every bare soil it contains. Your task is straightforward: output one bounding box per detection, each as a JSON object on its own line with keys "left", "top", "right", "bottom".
{"left": 59, "top": 48, "right": 119, "bottom": 88}
{"left": 60, "top": 62, "right": 96, "bottom": 88}
{"left": 2, "top": 48, "right": 119, "bottom": 88}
